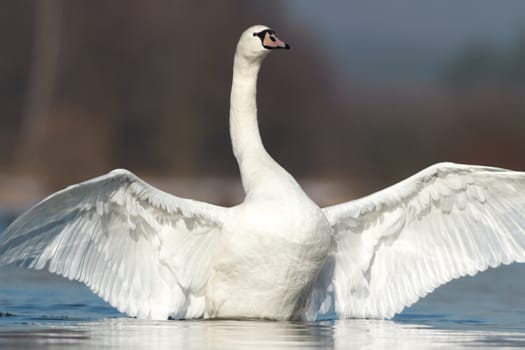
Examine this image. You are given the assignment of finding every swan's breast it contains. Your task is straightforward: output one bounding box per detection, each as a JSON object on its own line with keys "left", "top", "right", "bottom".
{"left": 206, "top": 196, "right": 331, "bottom": 319}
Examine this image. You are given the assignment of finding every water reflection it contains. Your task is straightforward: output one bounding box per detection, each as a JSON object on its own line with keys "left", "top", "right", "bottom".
{"left": 2, "top": 318, "right": 525, "bottom": 349}
{"left": 80, "top": 319, "right": 334, "bottom": 349}
{"left": 333, "top": 319, "right": 525, "bottom": 349}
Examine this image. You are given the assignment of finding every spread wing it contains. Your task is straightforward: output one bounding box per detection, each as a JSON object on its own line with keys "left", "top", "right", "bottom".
{"left": 322, "top": 162, "right": 525, "bottom": 319}
{"left": 0, "top": 169, "right": 226, "bottom": 320}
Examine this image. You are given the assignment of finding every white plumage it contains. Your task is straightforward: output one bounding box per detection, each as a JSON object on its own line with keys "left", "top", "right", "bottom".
{"left": 0, "top": 169, "right": 224, "bottom": 320}
{"left": 321, "top": 162, "right": 525, "bottom": 319}
{"left": 2, "top": 25, "right": 525, "bottom": 321}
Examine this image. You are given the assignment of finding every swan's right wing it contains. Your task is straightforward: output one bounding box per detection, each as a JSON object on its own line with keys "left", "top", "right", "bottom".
{"left": 322, "top": 162, "right": 525, "bottom": 319}
{"left": 0, "top": 169, "right": 226, "bottom": 320}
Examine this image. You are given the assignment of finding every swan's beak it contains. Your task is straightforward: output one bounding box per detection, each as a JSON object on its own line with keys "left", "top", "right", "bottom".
{"left": 263, "top": 32, "right": 290, "bottom": 50}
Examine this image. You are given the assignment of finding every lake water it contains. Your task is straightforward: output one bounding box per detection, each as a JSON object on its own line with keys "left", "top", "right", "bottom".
{"left": 2, "top": 221, "right": 525, "bottom": 349}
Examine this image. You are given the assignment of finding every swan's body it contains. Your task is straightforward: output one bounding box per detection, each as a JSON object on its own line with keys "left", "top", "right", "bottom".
{"left": 206, "top": 27, "right": 330, "bottom": 319}
{"left": 2, "top": 25, "right": 525, "bottom": 321}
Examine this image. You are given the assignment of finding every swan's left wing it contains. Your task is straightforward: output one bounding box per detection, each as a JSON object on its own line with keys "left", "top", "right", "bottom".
{"left": 0, "top": 169, "right": 226, "bottom": 320}
{"left": 321, "top": 162, "right": 525, "bottom": 319}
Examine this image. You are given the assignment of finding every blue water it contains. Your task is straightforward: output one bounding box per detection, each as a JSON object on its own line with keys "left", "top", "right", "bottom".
{"left": 1, "top": 214, "right": 525, "bottom": 349}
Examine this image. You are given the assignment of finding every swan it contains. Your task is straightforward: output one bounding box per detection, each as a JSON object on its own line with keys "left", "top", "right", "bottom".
{"left": 2, "top": 25, "right": 525, "bottom": 321}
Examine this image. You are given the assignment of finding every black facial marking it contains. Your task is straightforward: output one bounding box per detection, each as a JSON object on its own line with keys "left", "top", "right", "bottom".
{"left": 253, "top": 29, "right": 275, "bottom": 40}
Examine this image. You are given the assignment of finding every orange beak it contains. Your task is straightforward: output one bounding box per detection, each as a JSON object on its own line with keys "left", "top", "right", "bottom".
{"left": 263, "top": 32, "right": 290, "bottom": 50}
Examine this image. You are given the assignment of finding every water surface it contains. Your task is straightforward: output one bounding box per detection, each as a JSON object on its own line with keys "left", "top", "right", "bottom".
{"left": 2, "top": 264, "right": 525, "bottom": 349}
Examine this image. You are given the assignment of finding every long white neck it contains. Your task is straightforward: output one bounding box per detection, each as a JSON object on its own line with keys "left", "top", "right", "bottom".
{"left": 230, "top": 52, "right": 276, "bottom": 193}
{"left": 230, "top": 53, "right": 267, "bottom": 160}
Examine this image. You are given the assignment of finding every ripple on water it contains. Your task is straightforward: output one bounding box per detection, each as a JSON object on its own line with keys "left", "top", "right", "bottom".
{"left": 3, "top": 318, "right": 525, "bottom": 350}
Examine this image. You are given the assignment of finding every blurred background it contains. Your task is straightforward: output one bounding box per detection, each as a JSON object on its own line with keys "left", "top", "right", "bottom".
{"left": 1, "top": 0, "right": 525, "bottom": 216}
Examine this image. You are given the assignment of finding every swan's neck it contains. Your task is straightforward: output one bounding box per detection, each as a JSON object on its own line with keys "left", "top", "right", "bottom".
{"left": 230, "top": 54, "right": 267, "bottom": 159}
{"left": 230, "top": 53, "right": 275, "bottom": 192}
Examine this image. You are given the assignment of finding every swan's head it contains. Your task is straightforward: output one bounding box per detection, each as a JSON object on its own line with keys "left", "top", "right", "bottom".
{"left": 236, "top": 25, "right": 290, "bottom": 61}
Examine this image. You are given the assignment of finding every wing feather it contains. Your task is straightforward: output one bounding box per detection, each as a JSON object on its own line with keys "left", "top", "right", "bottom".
{"left": 322, "top": 162, "right": 525, "bottom": 319}
{"left": 0, "top": 169, "right": 226, "bottom": 320}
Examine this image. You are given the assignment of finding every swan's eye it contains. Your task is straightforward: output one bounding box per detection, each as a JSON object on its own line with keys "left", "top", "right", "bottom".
{"left": 253, "top": 29, "right": 274, "bottom": 40}
{"left": 254, "top": 30, "right": 268, "bottom": 40}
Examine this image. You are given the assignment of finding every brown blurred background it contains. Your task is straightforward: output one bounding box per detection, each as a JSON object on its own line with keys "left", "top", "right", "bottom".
{"left": 1, "top": 0, "right": 525, "bottom": 211}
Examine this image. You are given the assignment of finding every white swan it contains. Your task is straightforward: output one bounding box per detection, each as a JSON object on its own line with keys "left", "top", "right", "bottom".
{"left": 2, "top": 25, "right": 525, "bottom": 321}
